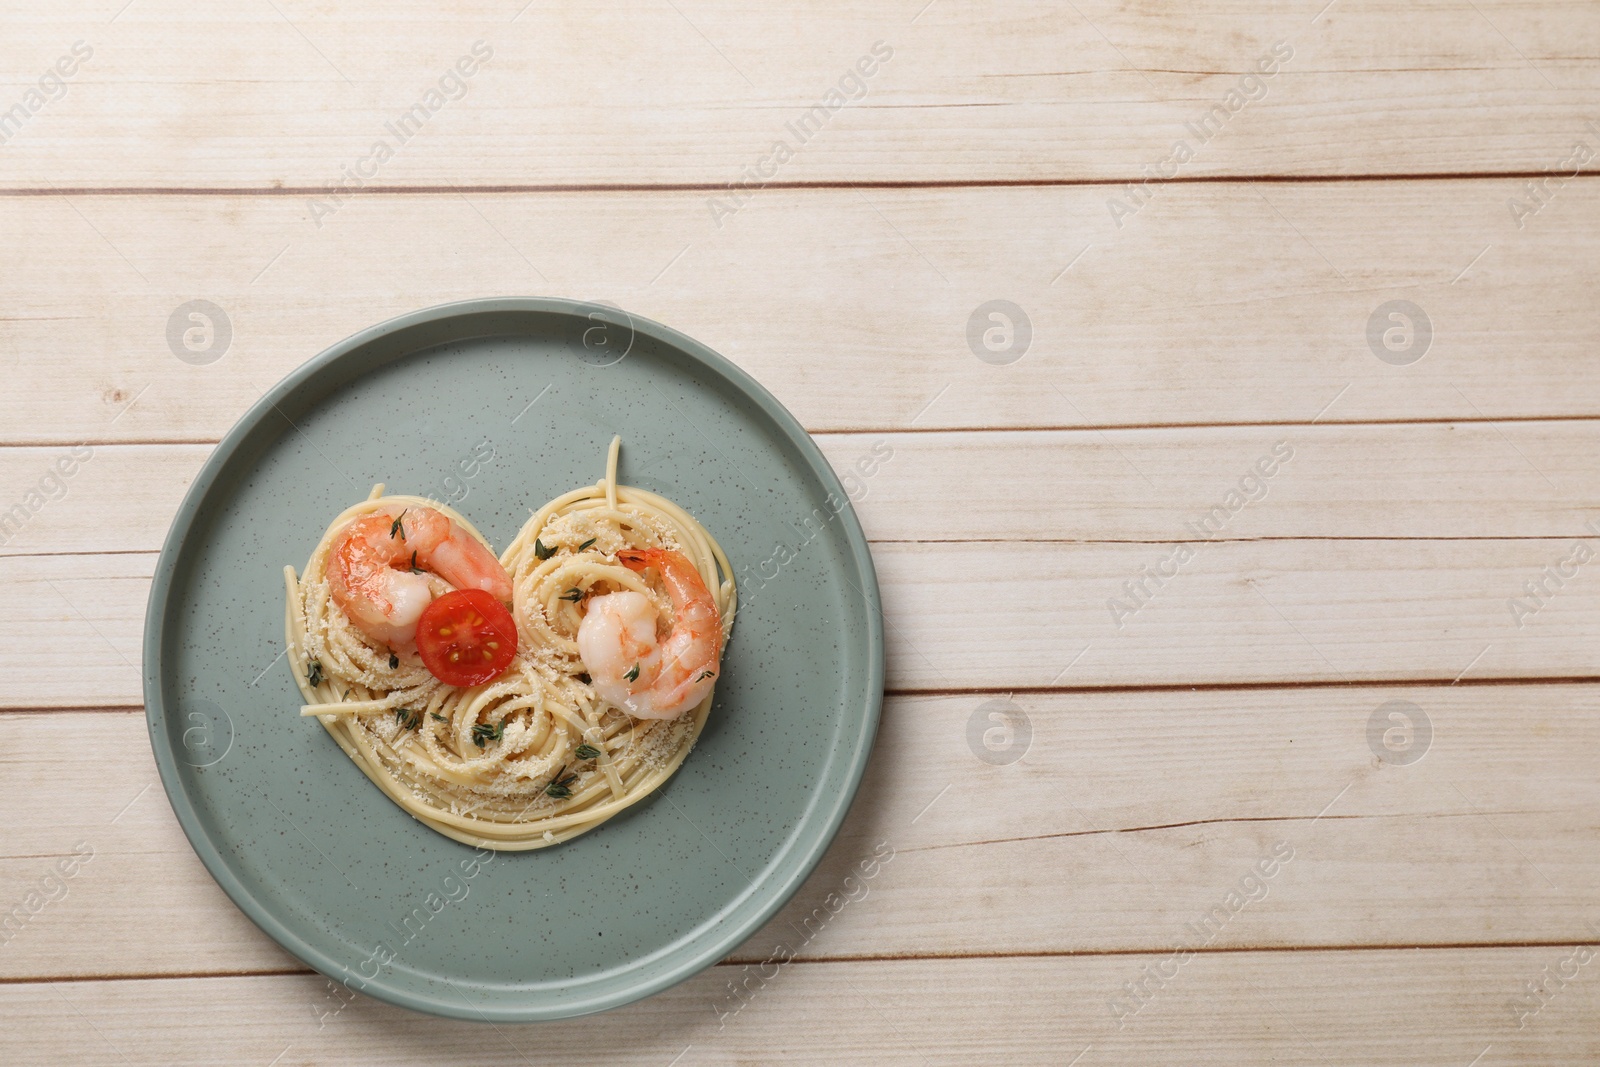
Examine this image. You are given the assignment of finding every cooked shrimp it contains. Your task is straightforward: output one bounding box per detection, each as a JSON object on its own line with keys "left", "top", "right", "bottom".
{"left": 328, "top": 505, "right": 512, "bottom": 647}
{"left": 576, "top": 547, "right": 722, "bottom": 720}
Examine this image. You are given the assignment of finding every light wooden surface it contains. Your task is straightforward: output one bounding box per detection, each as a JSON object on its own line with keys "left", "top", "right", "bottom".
{"left": 4, "top": 2, "right": 1599, "bottom": 1064}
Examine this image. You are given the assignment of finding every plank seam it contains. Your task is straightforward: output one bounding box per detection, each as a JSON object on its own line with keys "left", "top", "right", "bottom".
{"left": 11, "top": 412, "right": 1600, "bottom": 450}
{"left": 890, "top": 675, "right": 1600, "bottom": 697}
{"left": 4, "top": 940, "right": 1591, "bottom": 986}
{"left": 3, "top": 537, "right": 1593, "bottom": 566}
{"left": 8, "top": 675, "right": 1600, "bottom": 716}
{"left": 6, "top": 172, "right": 1600, "bottom": 197}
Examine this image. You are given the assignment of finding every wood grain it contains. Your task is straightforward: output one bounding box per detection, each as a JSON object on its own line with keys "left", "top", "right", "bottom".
{"left": 2, "top": 182, "right": 1599, "bottom": 443}
{"left": 9, "top": 1, "right": 1600, "bottom": 1055}
{"left": 1, "top": 2, "right": 1597, "bottom": 189}
{"left": 4, "top": 948, "right": 1596, "bottom": 1065}
{"left": 6, "top": 531, "right": 1595, "bottom": 705}
{"left": 6, "top": 422, "right": 1600, "bottom": 704}
{"left": 5, "top": 421, "right": 1600, "bottom": 559}
{"left": 5, "top": 685, "right": 1596, "bottom": 981}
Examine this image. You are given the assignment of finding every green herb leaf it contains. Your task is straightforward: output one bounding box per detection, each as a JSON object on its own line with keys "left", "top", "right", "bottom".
{"left": 624, "top": 663, "right": 640, "bottom": 683}
{"left": 394, "top": 707, "right": 421, "bottom": 731}
{"left": 389, "top": 652, "right": 399, "bottom": 670}
{"left": 695, "top": 670, "right": 715, "bottom": 682}
{"left": 409, "top": 550, "right": 422, "bottom": 575}
{"left": 545, "top": 765, "right": 578, "bottom": 798}
{"left": 559, "top": 587, "right": 584, "bottom": 603}
{"left": 430, "top": 712, "right": 447, "bottom": 723}
{"left": 533, "top": 538, "right": 554, "bottom": 561}
{"left": 471, "top": 719, "right": 505, "bottom": 749}
{"left": 576, "top": 537, "right": 597, "bottom": 552}
{"left": 307, "top": 659, "right": 323, "bottom": 688}
{"left": 575, "top": 744, "right": 601, "bottom": 760}
{"left": 390, "top": 510, "right": 408, "bottom": 540}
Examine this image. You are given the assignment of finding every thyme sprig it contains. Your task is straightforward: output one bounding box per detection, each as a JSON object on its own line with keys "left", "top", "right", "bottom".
{"left": 471, "top": 719, "right": 505, "bottom": 749}
{"left": 545, "top": 765, "right": 579, "bottom": 798}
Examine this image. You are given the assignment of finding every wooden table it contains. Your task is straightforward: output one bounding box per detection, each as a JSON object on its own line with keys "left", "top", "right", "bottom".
{"left": 5, "top": 2, "right": 1599, "bottom": 1063}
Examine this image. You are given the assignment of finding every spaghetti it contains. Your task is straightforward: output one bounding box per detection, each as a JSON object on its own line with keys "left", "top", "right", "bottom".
{"left": 285, "top": 437, "right": 736, "bottom": 850}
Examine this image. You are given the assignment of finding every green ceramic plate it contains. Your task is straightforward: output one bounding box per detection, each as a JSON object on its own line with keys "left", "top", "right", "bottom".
{"left": 143, "top": 298, "right": 883, "bottom": 1021}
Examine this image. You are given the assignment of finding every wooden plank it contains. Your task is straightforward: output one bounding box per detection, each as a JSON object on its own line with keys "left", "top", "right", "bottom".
{"left": 0, "top": 710, "right": 300, "bottom": 979}
{"left": 0, "top": 445, "right": 198, "bottom": 557}
{"left": 873, "top": 536, "right": 1600, "bottom": 689}
{"left": 3, "top": 553, "right": 148, "bottom": 708}
{"left": 5, "top": 424, "right": 1597, "bottom": 704}
{"left": 825, "top": 423, "right": 1600, "bottom": 542}
{"left": 1, "top": 3, "right": 1597, "bottom": 189}
{"left": 5, "top": 686, "right": 1597, "bottom": 980}
{"left": 5, "top": 948, "right": 1598, "bottom": 1064}
{"left": 3, "top": 181, "right": 1600, "bottom": 442}
{"left": 743, "top": 684, "right": 1600, "bottom": 963}
{"left": 6, "top": 421, "right": 1600, "bottom": 560}
{"left": 7, "top": 525, "right": 1598, "bottom": 705}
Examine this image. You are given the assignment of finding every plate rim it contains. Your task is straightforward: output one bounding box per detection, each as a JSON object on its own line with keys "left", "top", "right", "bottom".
{"left": 142, "top": 296, "right": 885, "bottom": 1021}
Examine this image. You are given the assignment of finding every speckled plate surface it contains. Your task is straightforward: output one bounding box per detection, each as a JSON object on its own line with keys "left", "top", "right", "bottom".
{"left": 143, "top": 298, "right": 883, "bottom": 1021}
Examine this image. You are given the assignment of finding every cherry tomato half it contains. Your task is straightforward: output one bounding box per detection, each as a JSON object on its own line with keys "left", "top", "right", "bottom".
{"left": 415, "top": 589, "right": 518, "bottom": 687}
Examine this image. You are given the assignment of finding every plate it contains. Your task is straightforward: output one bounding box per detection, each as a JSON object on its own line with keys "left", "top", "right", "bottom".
{"left": 143, "top": 297, "right": 883, "bottom": 1021}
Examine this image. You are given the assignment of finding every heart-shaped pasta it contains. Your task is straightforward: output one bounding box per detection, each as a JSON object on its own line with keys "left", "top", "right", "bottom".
{"left": 286, "top": 437, "right": 736, "bottom": 850}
